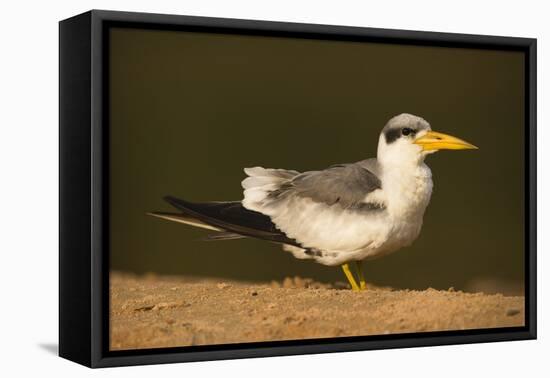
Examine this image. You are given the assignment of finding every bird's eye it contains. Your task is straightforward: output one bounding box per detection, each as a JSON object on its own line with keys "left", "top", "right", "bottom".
{"left": 402, "top": 128, "right": 414, "bottom": 136}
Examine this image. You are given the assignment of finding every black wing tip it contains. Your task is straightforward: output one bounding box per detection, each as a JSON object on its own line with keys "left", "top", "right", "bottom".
{"left": 163, "top": 195, "right": 191, "bottom": 210}
{"left": 159, "top": 195, "right": 302, "bottom": 248}
{"left": 163, "top": 195, "right": 180, "bottom": 204}
{"left": 202, "top": 232, "right": 245, "bottom": 241}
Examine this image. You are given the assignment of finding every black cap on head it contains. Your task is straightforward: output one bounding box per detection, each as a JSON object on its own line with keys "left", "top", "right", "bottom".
{"left": 383, "top": 114, "right": 431, "bottom": 144}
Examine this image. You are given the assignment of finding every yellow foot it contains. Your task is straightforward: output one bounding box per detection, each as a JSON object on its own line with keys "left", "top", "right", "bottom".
{"left": 355, "top": 261, "right": 367, "bottom": 291}
{"left": 341, "top": 263, "right": 360, "bottom": 291}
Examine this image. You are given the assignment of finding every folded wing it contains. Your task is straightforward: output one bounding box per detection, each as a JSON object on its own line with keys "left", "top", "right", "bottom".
{"left": 242, "top": 160, "right": 384, "bottom": 213}
{"left": 241, "top": 160, "right": 386, "bottom": 252}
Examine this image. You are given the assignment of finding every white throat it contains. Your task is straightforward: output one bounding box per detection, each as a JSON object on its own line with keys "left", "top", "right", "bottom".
{"left": 376, "top": 134, "right": 433, "bottom": 219}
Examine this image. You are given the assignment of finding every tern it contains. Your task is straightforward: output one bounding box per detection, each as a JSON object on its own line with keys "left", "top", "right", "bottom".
{"left": 150, "top": 114, "right": 477, "bottom": 290}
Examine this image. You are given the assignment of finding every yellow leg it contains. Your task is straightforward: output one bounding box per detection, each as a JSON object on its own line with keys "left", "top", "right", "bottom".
{"left": 355, "top": 261, "right": 367, "bottom": 290}
{"left": 341, "top": 263, "right": 360, "bottom": 291}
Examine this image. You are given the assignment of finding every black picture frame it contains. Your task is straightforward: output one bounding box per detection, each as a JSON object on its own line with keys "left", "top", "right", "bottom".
{"left": 59, "top": 9, "right": 537, "bottom": 368}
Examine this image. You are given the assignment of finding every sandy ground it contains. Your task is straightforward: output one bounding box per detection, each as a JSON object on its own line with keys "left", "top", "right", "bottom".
{"left": 110, "top": 272, "right": 524, "bottom": 351}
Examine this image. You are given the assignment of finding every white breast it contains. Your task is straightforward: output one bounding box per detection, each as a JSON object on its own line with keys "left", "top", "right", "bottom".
{"left": 374, "top": 163, "right": 433, "bottom": 254}
{"left": 297, "top": 163, "right": 433, "bottom": 266}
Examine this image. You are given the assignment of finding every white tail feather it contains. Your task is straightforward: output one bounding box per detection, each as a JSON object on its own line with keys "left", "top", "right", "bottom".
{"left": 241, "top": 166, "right": 299, "bottom": 212}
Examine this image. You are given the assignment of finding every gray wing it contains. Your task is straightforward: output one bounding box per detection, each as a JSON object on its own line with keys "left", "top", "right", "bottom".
{"left": 266, "top": 159, "right": 383, "bottom": 210}
{"left": 240, "top": 159, "right": 385, "bottom": 254}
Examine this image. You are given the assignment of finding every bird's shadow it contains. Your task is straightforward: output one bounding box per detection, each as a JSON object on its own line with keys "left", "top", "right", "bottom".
{"left": 38, "top": 343, "right": 58, "bottom": 355}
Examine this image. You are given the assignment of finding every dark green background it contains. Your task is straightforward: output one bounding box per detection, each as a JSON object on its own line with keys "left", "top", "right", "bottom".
{"left": 109, "top": 27, "right": 525, "bottom": 292}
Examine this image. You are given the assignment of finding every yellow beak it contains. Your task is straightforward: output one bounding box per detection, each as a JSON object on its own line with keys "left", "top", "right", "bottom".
{"left": 414, "top": 130, "right": 478, "bottom": 151}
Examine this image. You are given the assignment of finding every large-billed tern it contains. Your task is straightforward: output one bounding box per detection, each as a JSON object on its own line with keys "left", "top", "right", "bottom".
{"left": 151, "top": 113, "right": 477, "bottom": 291}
